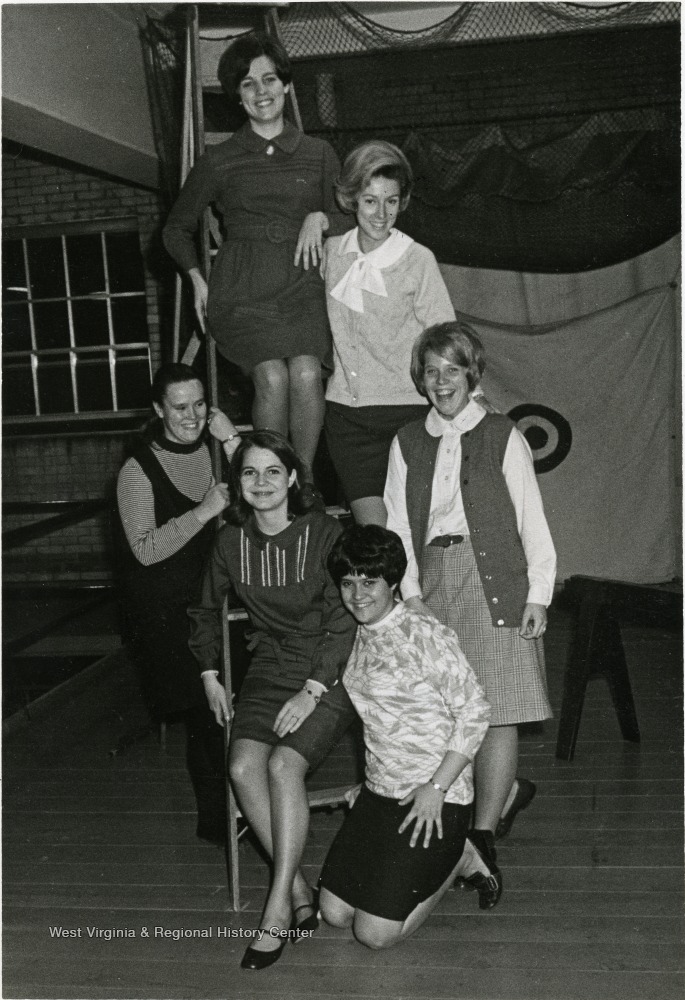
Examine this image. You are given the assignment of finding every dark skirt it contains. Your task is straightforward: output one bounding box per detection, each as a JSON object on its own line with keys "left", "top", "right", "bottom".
{"left": 230, "top": 668, "right": 355, "bottom": 769}
{"left": 207, "top": 238, "right": 332, "bottom": 374}
{"left": 324, "top": 401, "right": 429, "bottom": 502}
{"left": 320, "top": 784, "right": 470, "bottom": 921}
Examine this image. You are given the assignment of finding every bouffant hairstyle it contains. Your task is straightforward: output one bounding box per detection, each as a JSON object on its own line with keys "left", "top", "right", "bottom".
{"left": 217, "top": 31, "right": 292, "bottom": 101}
{"left": 410, "top": 321, "right": 485, "bottom": 396}
{"left": 335, "top": 140, "right": 413, "bottom": 215}
{"left": 223, "top": 429, "right": 312, "bottom": 526}
{"left": 328, "top": 524, "right": 407, "bottom": 590}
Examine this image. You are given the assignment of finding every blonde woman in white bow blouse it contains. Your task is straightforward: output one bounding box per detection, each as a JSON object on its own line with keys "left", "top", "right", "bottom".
{"left": 323, "top": 141, "right": 456, "bottom": 526}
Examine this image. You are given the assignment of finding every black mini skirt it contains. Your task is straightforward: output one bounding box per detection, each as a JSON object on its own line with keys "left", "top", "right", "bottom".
{"left": 320, "top": 784, "right": 470, "bottom": 921}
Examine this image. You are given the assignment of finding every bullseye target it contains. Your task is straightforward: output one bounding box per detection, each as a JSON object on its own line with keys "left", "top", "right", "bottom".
{"left": 507, "top": 404, "right": 572, "bottom": 474}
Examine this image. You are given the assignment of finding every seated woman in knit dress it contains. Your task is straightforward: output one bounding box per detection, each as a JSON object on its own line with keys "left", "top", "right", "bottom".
{"left": 188, "top": 430, "right": 357, "bottom": 970}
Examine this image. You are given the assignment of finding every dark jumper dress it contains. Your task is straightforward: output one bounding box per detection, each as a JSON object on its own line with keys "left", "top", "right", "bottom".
{"left": 116, "top": 439, "right": 226, "bottom": 840}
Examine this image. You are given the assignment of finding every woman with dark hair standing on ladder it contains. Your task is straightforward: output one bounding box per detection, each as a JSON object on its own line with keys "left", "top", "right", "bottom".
{"left": 117, "top": 363, "right": 240, "bottom": 845}
{"left": 163, "top": 31, "right": 349, "bottom": 503}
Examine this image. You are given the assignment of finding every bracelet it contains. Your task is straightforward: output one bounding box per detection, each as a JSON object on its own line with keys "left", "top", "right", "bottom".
{"left": 303, "top": 686, "right": 321, "bottom": 704}
{"left": 220, "top": 433, "right": 239, "bottom": 444}
{"left": 430, "top": 780, "right": 448, "bottom": 795}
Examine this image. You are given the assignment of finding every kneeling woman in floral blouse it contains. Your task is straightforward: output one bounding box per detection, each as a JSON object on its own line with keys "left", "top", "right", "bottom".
{"left": 319, "top": 524, "right": 490, "bottom": 949}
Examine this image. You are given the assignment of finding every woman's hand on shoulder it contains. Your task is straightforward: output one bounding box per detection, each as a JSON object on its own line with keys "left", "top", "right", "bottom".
{"left": 398, "top": 783, "right": 445, "bottom": 848}
{"left": 519, "top": 602, "right": 547, "bottom": 640}
{"left": 195, "top": 483, "right": 230, "bottom": 524}
{"left": 202, "top": 673, "right": 231, "bottom": 727}
{"left": 273, "top": 689, "right": 317, "bottom": 738}
{"left": 294, "top": 211, "right": 328, "bottom": 270}
{"left": 404, "top": 596, "right": 439, "bottom": 622}
{"left": 207, "top": 407, "right": 240, "bottom": 457}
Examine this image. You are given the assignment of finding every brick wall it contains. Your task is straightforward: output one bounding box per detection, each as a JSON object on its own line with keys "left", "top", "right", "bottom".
{"left": 2, "top": 142, "right": 170, "bottom": 370}
{"left": 2, "top": 143, "right": 172, "bottom": 583}
{"left": 3, "top": 433, "right": 131, "bottom": 583}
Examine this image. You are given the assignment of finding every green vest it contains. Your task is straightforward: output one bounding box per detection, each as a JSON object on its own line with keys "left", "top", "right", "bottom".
{"left": 397, "top": 413, "right": 529, "bottom": 627}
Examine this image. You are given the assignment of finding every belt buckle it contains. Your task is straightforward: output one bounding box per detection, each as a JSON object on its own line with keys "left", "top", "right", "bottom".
{"left": 266, "top": 220, "right": 289, "bottom": 244}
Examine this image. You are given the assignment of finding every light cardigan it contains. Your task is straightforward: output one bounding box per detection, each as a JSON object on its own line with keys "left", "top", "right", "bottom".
{"left": 385, "top": 399, "right": 557, "bottom": 606}
{"left": 324, "top": 227, "right": 455, "bottom": 408}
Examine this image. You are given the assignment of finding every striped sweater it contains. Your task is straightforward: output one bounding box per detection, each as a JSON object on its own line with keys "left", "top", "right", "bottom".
{"left": 117, "top": 444, "right": 213, "bottom": 566}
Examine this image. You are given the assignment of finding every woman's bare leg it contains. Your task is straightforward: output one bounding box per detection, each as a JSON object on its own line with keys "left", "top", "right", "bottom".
{"left": 473, "top": 724, "right": 518, "bottom": 832}
{"left": 257, "top": 745, "right": 313, "bottom": 943}
{"left": 252, "top": 359, "right": 289, "bottom": 437}
{"left": 353, "top": 859, "right": 461, "bottom": 950}
{"left": 229, "top": 739, "right": 310, "bottom": 953}
{"left": 287, "top": 355, "right": 324, "bottom": 482}
{"left": 349, "top": 496, "right": 387, "bottom": 527}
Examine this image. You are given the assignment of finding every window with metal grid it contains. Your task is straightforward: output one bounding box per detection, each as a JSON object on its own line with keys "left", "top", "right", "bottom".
{"left": 3, "top": 219, "right": 151, "bottom": 420}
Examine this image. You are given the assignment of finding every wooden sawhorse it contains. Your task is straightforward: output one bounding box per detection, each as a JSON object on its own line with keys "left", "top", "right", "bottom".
{"left": 555, "top": 575, "right": 681, "bottom": 761}
{"left": 221, "top": 602, "right": 355, "bottom": 910}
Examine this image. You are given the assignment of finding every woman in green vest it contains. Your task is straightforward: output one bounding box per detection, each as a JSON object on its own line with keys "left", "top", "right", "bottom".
{"left": 384, "top": 320, "right": 556, "bottom": 910}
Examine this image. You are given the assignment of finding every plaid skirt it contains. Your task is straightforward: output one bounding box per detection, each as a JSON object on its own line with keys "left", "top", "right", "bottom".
{"left": 421, "top": 539, "right": 552, "bottom": 726}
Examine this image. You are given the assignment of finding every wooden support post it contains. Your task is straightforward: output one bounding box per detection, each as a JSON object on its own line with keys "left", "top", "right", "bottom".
{"left": 221, "top": 600, "right": 243, "bottom": 911}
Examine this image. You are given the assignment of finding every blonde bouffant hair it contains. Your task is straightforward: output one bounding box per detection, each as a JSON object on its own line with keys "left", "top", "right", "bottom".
{"left": 335, "top": 140, "right": 413, "bottom": 215}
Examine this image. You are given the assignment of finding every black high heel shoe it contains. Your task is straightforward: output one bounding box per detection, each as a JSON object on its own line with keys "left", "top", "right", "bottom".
{"left": 291, "top": 888, "right": 320, "bottom": 941}
{"left": 240, "top": 936, "right": 287, "bottom": 971}
{"left": 461, "top": 828, "right": 503, "bottom": 910}
{"left": 495, "top": 778, "right": 536, "bottom": 839}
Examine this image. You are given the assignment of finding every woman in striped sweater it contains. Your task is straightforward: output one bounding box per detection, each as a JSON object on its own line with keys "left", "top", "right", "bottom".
{"left": 188, "top": 430, "right": 356, "bottom": 970}
{"left": 117, "top": 363, "right": 240, "bottom": 845}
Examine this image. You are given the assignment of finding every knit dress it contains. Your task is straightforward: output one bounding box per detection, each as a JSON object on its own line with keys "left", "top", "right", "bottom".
{"left": 188, "top": 510, "right": 357, "bottom": 766}
{"left": 163, "top": 122, "right": 349, "bottom": 374}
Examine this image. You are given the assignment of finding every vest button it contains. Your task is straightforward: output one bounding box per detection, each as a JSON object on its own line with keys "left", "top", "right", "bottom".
{"left": 464, "top": 455, "right": 469, "bottom": 461}
{"left": 463, "top": 479, "right": 469, "bottom": 485}
{"left": 485, "top": 575, "right": 492, "bottom": 580}
{"left": 497, "top": 619, "right": 505, "bottom": 626}
{"left": 479, "top": 551, "right": 486, "bottom": 557}
{"left": 492, "top": 597, "right": 498, "bottom": 604}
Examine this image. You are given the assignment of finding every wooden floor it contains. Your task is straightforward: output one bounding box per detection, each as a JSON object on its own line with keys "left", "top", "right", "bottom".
{"left": 3, "top": 604, "right": 683, "bottom": 1000}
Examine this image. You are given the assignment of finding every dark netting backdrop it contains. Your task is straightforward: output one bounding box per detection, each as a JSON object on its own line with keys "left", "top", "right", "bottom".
{"left": 278, "top": 2, "right": 680, "bottom": 272}
{"left": 140, "top": 16, "right": 186, "bottom": 207}
{"left": 141, "top": 1, "right": 680, "bottom": 273}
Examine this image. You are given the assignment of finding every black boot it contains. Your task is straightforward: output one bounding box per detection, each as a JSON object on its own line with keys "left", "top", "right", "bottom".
{"left": 461, "top": 828, "right": 503, "bottom": 910}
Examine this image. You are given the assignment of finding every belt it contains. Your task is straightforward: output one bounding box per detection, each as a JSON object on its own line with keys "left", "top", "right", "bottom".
{"left": 223, "top": 220, "right": 301, "bottom": 245}
{"left": 428, "top": 534, "right": 465, "bottom": 548}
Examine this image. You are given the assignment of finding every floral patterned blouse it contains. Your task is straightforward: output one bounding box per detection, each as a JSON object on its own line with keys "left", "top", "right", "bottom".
{"left": 343, "top": 602, "right": 490, "bottom": 805}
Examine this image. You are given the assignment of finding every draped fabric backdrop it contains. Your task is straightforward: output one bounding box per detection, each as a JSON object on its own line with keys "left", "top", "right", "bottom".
{"left": 440, "top": 238, "right": 680, "bottom": 584}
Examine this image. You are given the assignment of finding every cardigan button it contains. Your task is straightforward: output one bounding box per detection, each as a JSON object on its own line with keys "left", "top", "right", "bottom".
{"left": 492, "top": 597, "right": 498, "bottom": 604}
{"left": 463, "top": 479, "right": 469, "bottom": 485}
{"left": 497, "top": 619, "right": 505, "bottom": 626}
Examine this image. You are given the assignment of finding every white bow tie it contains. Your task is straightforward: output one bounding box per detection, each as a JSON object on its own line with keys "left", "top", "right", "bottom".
{"left": 330, "top": 229, "right": 413, "bottom": 314}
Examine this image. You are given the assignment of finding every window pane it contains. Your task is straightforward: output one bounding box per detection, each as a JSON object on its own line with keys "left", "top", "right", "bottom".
{"left": 27, "top": 237, "right": 66, "bottom": 299}
{"left": 3, "top": 361, "right": 35, "bottom": 416}
{"left": 67, "top": 234, "right": 105, "bottom": 296}
{"left": 76, "top": 356, "right": 113, "bottom": 412}
{"left": 106, "top": 231, "right": 145, "bottom": 292}
{"left": 32, "top": 301, "right": 70, "bottom": 349}
{"left": 37, "top": 359, "right": 73, "bottom": 414}
{"left": 3, "top": 303, "right": 32, "bottom": 352}
{"left": 115, "top": 356, "right": 151, "bottom": 409}
{"left": 111, "top": 296, "right": 148, "bottom": 344}
{"left": 72, "top": 298, "right": 110, "bottom": 347}
{"left": 2, "top": 241, "right": 28, "bottom": 301}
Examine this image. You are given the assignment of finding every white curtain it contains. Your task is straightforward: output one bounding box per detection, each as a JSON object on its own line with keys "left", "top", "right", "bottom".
{"left": 439, "top": 236, "right": 681, "bottom": 583}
